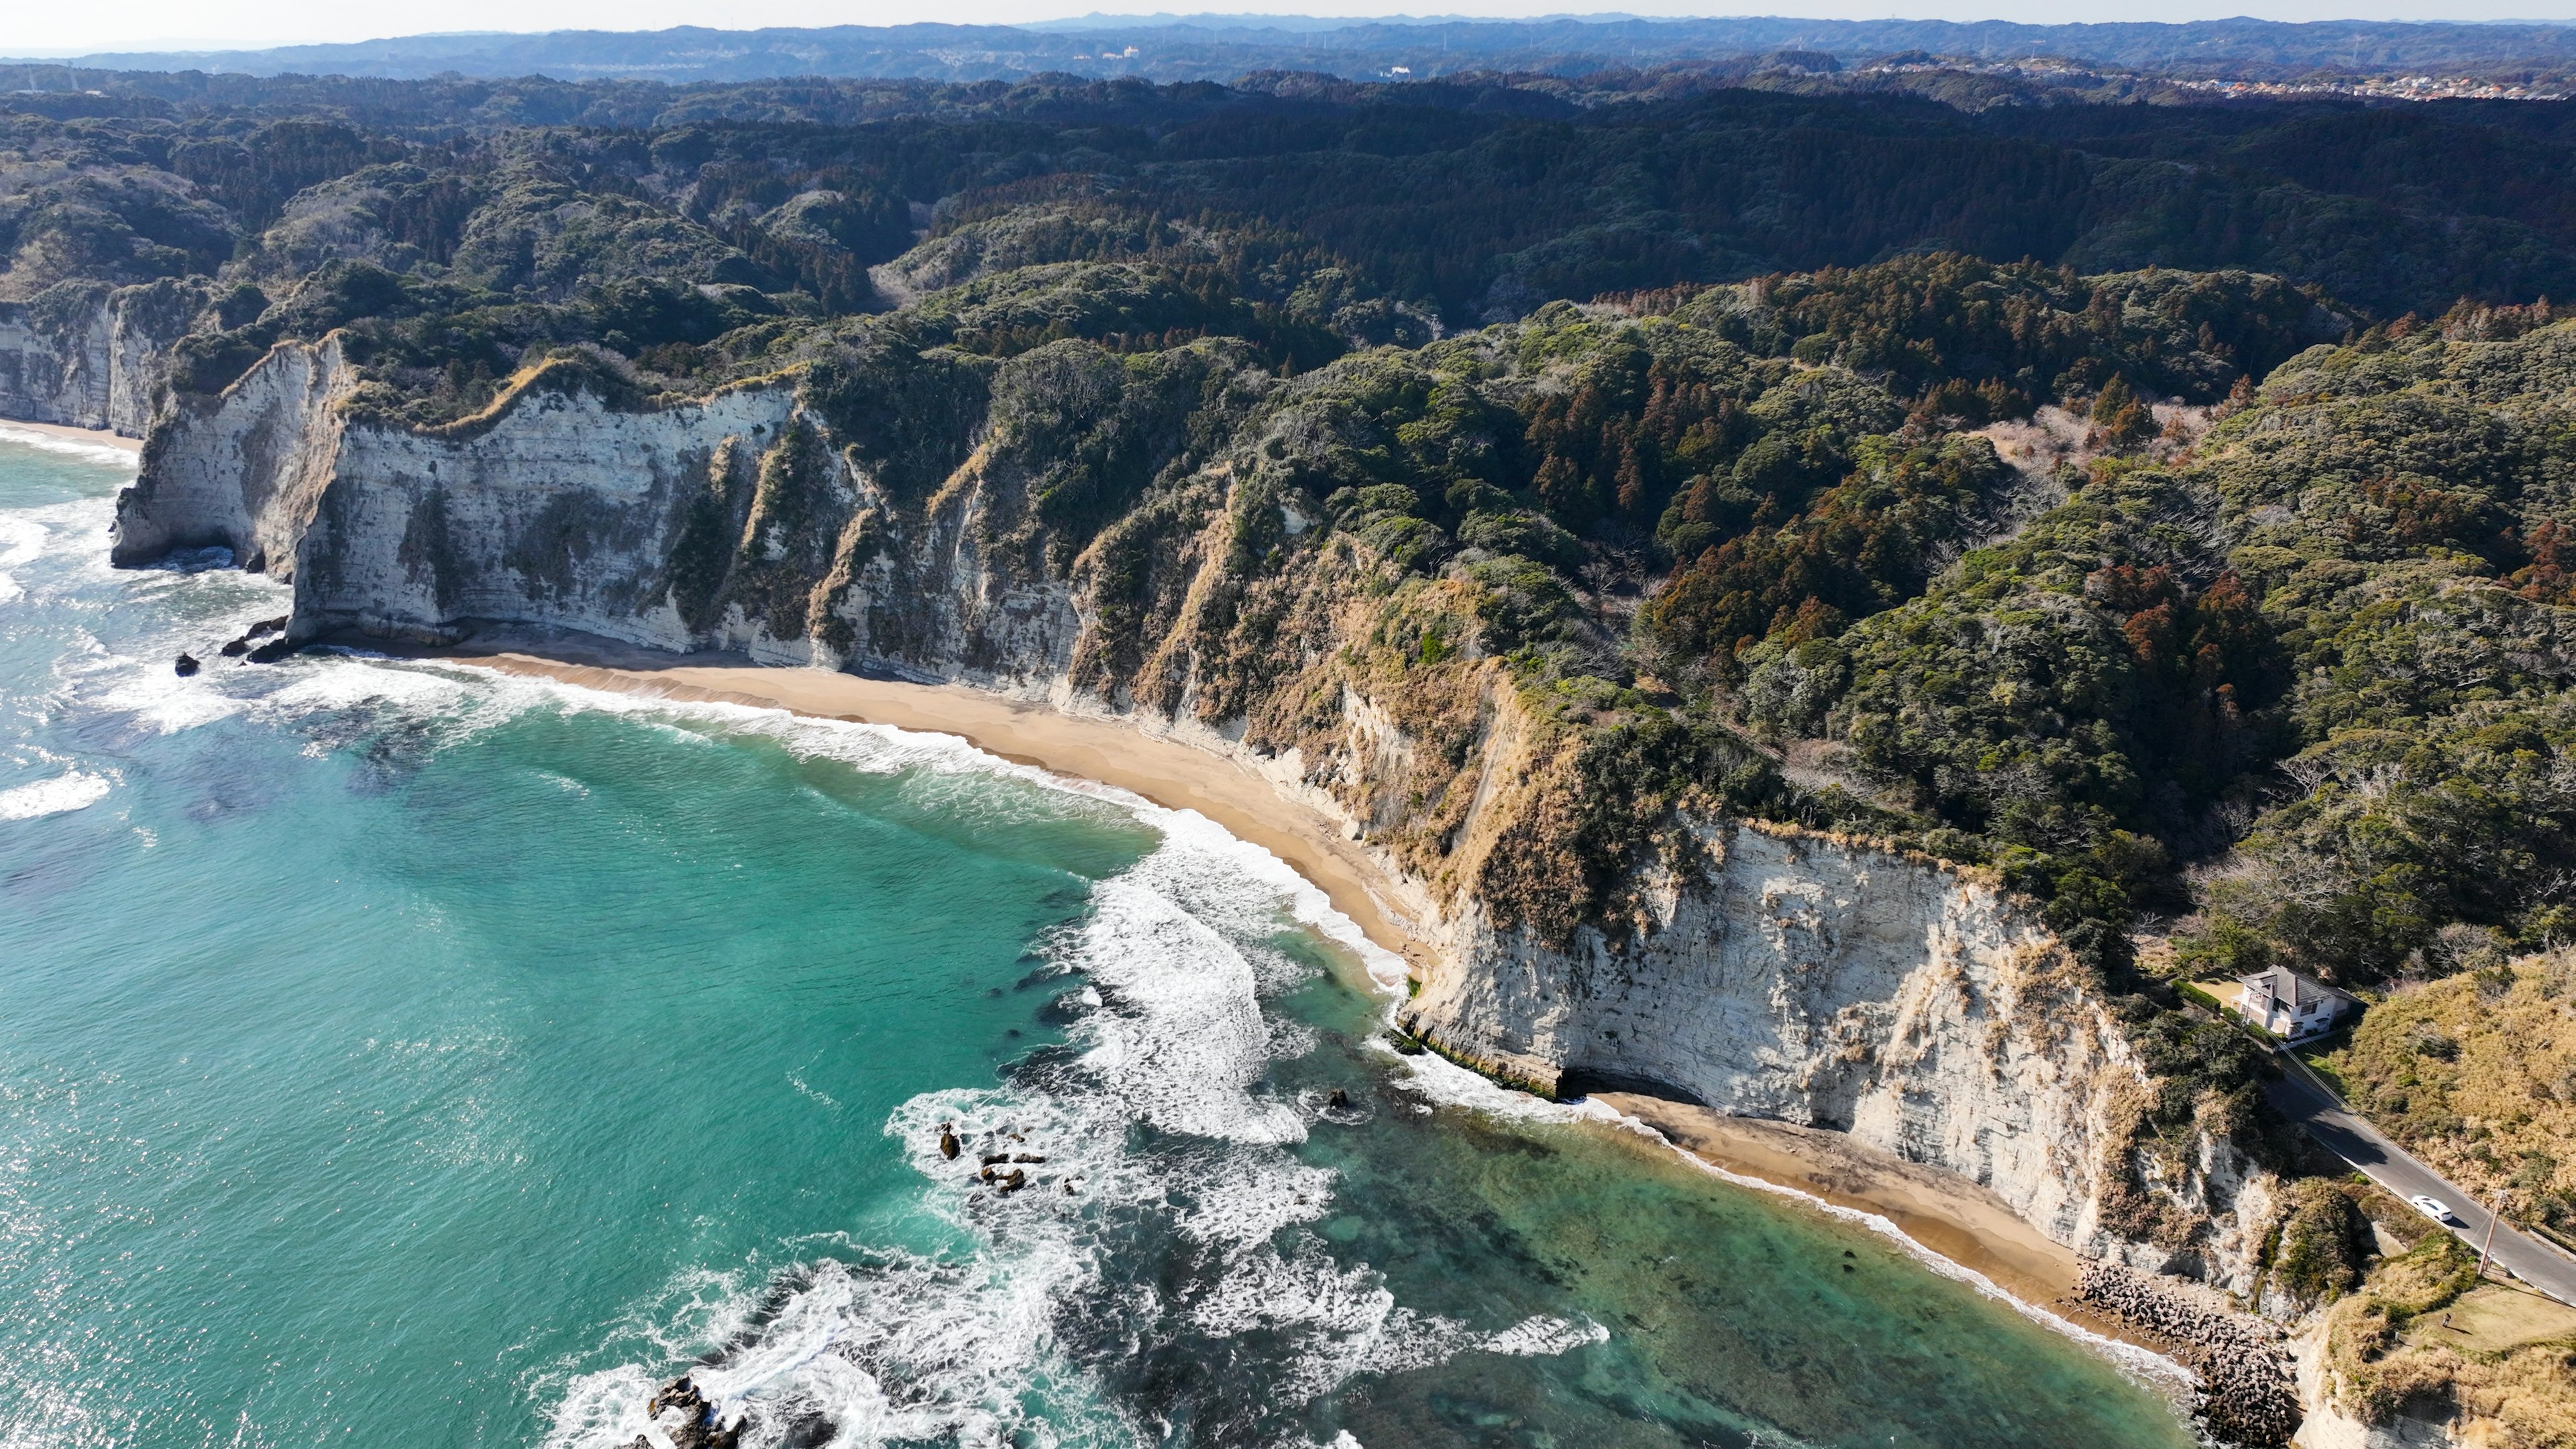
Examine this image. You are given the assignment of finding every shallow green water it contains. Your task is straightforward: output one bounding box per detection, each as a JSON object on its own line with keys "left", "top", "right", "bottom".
{"left": 0, "top": 428, "right": 2198, "bottom": 1448}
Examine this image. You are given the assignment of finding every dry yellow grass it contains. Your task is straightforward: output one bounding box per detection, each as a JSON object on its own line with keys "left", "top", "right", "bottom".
{"left": 2318, "top": 951, "right": 2576, "bottom": 1245}
{"left": 2405, "top": 1285, "right": 2576, "bottom": 1356}
{"left": 2322, "top": 1234, "right": 2576, "bottom": 1446}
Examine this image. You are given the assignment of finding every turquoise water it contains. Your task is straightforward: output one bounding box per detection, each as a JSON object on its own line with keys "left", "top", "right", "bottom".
{"left": 0, "top": 429, "right": 2201, "bottom": 1449}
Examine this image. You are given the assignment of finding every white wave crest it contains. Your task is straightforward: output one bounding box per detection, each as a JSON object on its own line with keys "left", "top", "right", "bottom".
{"left": 0, "top": 769, "right": 111, "bottom": 820}
{"left": 534, "top": 777, "right": 1586, "bottom": 1448}
{"left": 201, "top": 660, "right": 1602, "bottom": 1446}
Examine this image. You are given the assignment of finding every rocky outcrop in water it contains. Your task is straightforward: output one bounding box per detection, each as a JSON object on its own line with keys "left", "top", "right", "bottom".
{"left": 629, "top": 1375, "right": 741, "bottom": 1449}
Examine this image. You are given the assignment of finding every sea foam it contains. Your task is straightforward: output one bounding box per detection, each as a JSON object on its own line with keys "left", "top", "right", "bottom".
{"left": 356, "top": 660, "right": 1602, "bottom": 1449}
{"left": 0, "top": 769, "right": 111, "bottom": 820}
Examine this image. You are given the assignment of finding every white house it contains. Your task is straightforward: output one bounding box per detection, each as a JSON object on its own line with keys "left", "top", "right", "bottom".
{"left": 2235, "top": 965, "right": 2349, "bottom": 1041}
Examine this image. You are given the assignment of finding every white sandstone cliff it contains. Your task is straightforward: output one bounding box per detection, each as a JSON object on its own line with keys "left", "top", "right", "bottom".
{"left": 115, "top": 337, "right": 357, "bottom": 572}
{"left": 93, "top": 337, "right": 2286, "bottom": 1305}
{"left": 1402, "top": 816, "right": 2280, "bottom": 1292}
{"left": 0, "top": 281, "right": 206, "bottom": 437}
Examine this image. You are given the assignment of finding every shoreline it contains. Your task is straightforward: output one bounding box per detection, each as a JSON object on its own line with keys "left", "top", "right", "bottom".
{"left": 420, "top": 641, "right": 1430, "bottom": 968}
{"left": 1591, "top": 1094, "right": 2180, "bottom": 1358}
{"left": 407, "top": 641, "right": 2186, "bottom": 1366}
{"left": 0, "top": 420, "right": 142, "bottom": 453}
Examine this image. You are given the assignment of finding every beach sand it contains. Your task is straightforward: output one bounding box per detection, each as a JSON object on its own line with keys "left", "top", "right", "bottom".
{"left": 1591, "top": 1094, "right": 2164, "bottom": 1350}
{"left": 0, "top": 420, "right": 142, "bottom": 453}
{"left": 431, "top": 643, "right": 1432, "bottom": 970}
{"left": 412, "top": 641, "right": 2175, "bottom": 1356}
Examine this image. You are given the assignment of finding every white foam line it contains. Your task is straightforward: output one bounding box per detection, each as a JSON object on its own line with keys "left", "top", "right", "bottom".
{"left": 419, "top": 655, "right": 1407, "bottom": 987}
{"left": 370, "top": 654, "right": 2182, "bottom": 1432}
{"left": 0, "top": 769, "right": 112, "bottom": 821}
{"left": 1376, "top": 1036, "right": 2199, "bottom": 1407}
{"left": 0, "top": 425, "right": 140, "bottom": 465}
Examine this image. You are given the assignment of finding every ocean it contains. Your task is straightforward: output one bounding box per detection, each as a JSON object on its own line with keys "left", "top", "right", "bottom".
{"left": 0, "top": 428, "right": 2201, "bottom": 1448}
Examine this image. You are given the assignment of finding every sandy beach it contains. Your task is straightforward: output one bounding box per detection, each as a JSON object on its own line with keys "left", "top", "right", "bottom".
{"left": 0, "top": 420, "right": 142, "bottom": 452}
{"left": 1592, "top": 1094, "right": 2169, "bottom": 1351}
{"left": 412, "top": 641, "right": 2176, "bottom": 1358}
{"left": 434, "top": 643, "right": 1432, "bottom": 969}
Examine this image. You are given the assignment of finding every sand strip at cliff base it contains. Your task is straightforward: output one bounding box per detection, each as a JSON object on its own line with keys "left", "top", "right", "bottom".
{"left": 0, "top": 420, "right": 141, "bottom": 453}
{"left": 1593, "top": 1093, "right": 2170, "bottom": 1354}
{"left": 405, "top": 643, "right": 2168, "bottom": 1362}
{"left": 421, "top": 645, "right": 1427, "bottom": 971}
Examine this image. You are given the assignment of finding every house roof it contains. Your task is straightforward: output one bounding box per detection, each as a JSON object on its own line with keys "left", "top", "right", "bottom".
{"left": 2241, "top": 964, "right": 2334, "bottom": 1011}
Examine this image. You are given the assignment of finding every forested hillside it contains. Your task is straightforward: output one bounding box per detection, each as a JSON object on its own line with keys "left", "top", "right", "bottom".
{"left": 9, "top": 69, "right": 2576, "bottom": 319}
{"left": 10, "top": 66, "right": 2576, "bottom": 1411}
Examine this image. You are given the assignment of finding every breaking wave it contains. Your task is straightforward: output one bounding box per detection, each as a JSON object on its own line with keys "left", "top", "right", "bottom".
{"left": 25, "top": 619, "right": 1582, "bottom": 1449}
{"left": 0, "top": 768, "right": 111, "bottom": 821}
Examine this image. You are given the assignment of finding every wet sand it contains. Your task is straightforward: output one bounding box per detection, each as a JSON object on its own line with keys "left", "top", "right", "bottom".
{"left": 425, "top": 643, "right": 1431, "bottom": 971}
{"left": 402, "top": 639, "right": 2166, "bottom": 1358}
{"left": 0, "top": 420, "right": 141, "bottom": 453}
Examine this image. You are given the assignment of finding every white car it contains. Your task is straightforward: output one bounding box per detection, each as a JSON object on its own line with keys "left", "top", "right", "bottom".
{"left": 2410, "top": 1194, "right": 2462, "bottom": 1225}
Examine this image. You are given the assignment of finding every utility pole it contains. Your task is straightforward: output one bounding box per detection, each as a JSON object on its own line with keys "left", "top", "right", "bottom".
{"left": 2478, "top": 1193, "right": 2501, "bottom": 1283}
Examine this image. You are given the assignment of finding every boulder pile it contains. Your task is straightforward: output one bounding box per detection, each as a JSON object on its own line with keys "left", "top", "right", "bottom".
{"left": 2075, "top": 1261, "right": 2300, "bottom": 1447}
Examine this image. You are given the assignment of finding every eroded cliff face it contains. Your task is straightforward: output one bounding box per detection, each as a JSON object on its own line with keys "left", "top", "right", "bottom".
{"left": 297, "top": 381, "right": 809, "bottom": 649}
{"left": 0, "top": 281, "right": 206, "bottom": 437}
{"left": 95, "top": 335, "right": 2283, "bottom": 1296}
{"left": 114, "top": 338, "right": 357, "bottom": 572}
{"left": 1401, "top": 817, "right": 2280, "bottom": 1291}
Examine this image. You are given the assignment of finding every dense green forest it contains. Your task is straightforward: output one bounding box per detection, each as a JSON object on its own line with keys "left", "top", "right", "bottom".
{"left": 11, "top": 64, "right": 2576, "bottom": 1250}
{"left": 11, "top": 68, "right": 2576, "bottom": 321}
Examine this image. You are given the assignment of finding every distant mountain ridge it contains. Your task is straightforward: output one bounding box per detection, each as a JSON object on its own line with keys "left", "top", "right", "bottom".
{"left": 20, "top": 15, "right": 2576, "bottom": 85}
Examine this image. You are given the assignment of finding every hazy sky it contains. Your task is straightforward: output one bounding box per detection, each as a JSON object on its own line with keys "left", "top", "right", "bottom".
{"left": 11, "top": 1, "right": 2572, "bottom": 58}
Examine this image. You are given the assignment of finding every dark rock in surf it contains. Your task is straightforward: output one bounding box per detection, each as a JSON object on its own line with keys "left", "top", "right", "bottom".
{"left": 939, "top": 1126, "right": 961, "bottom": 1161}
{"left": 644, "top": 1373, "right": 742, "bottom": 1449}
{"left": 219, "top": 637, "right": 249, "bottom": 656}
{"left": 173, "top": 653, "right": 199, "bottom": 676}
{"left": 246, "top": 614, "right": 288, "bottom": 639}
{"left": 647, "top": 1375, "right": 703, "bottom": 1419}
{"left": 1327, "top": 1089, "right": 1349, "bottom": 1109}
{"left": 245, "top": 637, "right": 297, "bottom": 664}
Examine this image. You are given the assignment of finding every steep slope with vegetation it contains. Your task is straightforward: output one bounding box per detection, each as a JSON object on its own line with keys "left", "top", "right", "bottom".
{"left": 109, "top": 235, "right": 2350, "bottom": 1311}
{"left": 17, "top": 64, "right": 2576, "bottom": 1445}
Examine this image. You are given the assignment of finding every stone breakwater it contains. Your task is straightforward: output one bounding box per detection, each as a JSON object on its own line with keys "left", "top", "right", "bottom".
{"left": 2076, "top": 1262, "right": 2301, "bottom": 1447}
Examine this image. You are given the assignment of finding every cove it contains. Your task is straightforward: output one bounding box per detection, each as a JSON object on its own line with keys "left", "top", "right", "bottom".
{"left": 0, "top": 430, "right": 2196, "bottom": 1448}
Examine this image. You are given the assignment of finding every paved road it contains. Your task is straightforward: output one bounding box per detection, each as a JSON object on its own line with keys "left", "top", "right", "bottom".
{"left": 2262, "top": 1053, "right": 2576, "bottom": 1309}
